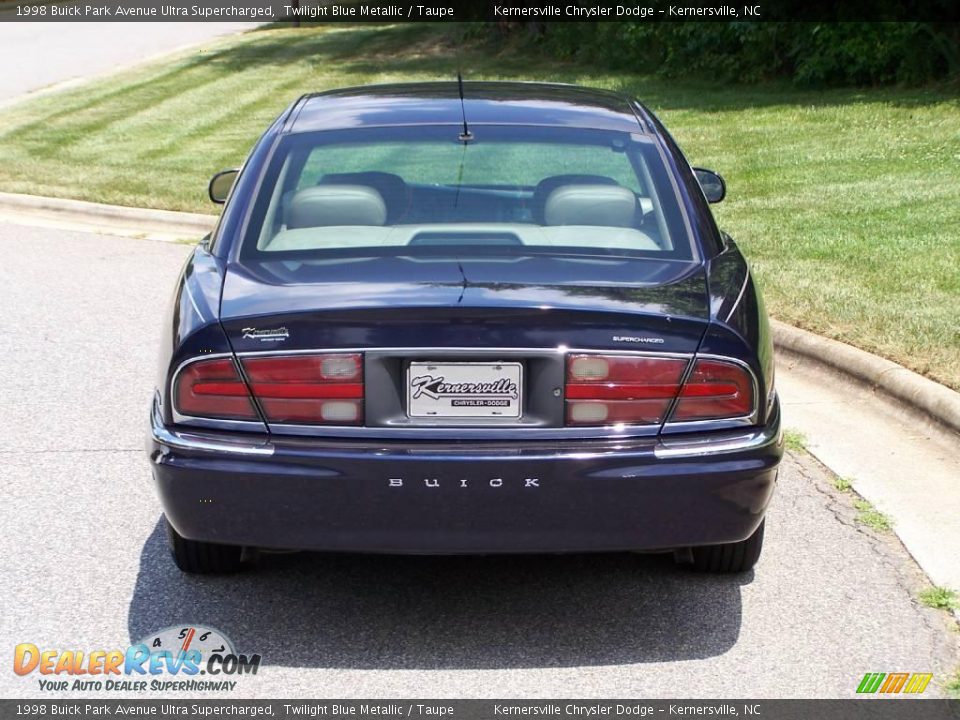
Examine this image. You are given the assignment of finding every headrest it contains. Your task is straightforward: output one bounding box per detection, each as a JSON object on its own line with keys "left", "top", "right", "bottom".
{"left": 285, "top": 185, "right": 387, "bottom": 229}
{"left": 543, "top": 184, "right": 638, "bottom": 228}
{"left": 532, "top": 174, "right": 620, "bottom": 224}
{"left": 319, "top": 171, "right": 408, "bottom": 224}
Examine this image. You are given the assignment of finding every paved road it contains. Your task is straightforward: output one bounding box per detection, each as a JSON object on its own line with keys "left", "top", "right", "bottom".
{"left": 0, "top": 223, "right": 956, "bottom": 699}
{"left": 0, "top": 21, "right": 255, "bottom": 106}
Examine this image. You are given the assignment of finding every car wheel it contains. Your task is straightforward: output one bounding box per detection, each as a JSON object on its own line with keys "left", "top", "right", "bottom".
{"left": 165, "top": 517, "right": 242, "bottom": 574}
{"left": 690, "top": 520, "right": 764, "bottom": 573}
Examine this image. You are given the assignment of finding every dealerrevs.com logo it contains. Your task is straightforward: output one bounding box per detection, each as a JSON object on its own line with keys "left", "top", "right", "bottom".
{"left": 13, "top": 625, "right": 260, "bottom": 693}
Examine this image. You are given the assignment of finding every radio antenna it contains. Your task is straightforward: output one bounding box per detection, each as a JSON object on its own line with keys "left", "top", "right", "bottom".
{"left": 457, "top": 72, "right": 473, "bottom": 143}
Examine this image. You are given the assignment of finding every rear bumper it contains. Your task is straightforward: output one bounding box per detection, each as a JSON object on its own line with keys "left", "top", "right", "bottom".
{"left": 148, "top": 398, "right": 782, "bottom": 554}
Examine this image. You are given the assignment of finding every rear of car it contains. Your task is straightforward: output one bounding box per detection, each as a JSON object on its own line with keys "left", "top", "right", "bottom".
{"left": 148, "top": 83, "right": 781, "bottom": 574}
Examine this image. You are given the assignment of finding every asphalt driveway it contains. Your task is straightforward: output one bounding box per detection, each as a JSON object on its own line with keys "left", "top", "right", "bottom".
{"left": 0, "top": 223, "right": 956, "bottom": 698}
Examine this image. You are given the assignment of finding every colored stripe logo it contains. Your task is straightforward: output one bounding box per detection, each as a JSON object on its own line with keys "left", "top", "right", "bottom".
{"left": 857, "top": 672, "right": 933, "bottom": 694}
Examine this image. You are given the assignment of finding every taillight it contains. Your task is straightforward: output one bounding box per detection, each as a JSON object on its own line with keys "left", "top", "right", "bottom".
{"left": 565, "top": 354, "right": 688, "bottom": 425}
{"left": 174, "top": 357, "right": 259, "bottom": 421}
{"left": 669, "top": 358, "right": 754, "bottom": 422}
{"left": 241, "top": 353, "right": 363, "bottom": 425}
{"left": 564, "top": 353, "right": 755, "bottom": 427}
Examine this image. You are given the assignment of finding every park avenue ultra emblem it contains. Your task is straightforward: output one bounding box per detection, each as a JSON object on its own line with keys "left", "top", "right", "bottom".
{"left": 241, "top": 326, "right": 289, "bottom": 343}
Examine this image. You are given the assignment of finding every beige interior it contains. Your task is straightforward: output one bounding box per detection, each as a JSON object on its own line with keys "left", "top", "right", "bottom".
{"left": 265, "top": 182, "right": 661, "bottom": 253}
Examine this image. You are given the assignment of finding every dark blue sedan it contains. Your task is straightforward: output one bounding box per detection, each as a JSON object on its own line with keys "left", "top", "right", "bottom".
{"left": 148, "top": 82, "right": 782, "bottom": 574}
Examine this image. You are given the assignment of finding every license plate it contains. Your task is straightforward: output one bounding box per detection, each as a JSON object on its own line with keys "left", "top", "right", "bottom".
{"left": 407, "top": 362, "right": 523, "bottom": 419}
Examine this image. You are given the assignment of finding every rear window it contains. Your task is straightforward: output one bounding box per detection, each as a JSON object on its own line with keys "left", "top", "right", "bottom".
{"left": 241, "top": 125, "right": 692, "bottom": 261}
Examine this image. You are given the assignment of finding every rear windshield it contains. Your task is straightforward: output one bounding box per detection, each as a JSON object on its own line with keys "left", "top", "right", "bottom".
{"left": 240, "top": 125, "right": 692, "bottom": 261}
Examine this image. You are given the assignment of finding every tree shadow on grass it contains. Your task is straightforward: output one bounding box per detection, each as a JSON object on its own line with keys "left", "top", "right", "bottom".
{"left": 128, "top": 518, "right": 750, "bottom": 670}
{"left": 178, "top": 23, "right": 960, "bottom": 114}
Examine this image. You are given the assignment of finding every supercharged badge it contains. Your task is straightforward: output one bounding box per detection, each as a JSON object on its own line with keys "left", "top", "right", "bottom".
{"left": 613, "top": 335, "right": 665, "bottom": 344}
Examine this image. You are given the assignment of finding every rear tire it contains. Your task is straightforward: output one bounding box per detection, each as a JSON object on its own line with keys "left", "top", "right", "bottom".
{"left": 165, "top": 517, "right": 242, "bottom": 574}
{"left": 690, "top": 519, "right": 765, "bottom": 573}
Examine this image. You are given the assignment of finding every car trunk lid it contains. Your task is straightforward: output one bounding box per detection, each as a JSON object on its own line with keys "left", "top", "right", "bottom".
{"left": 220, "top": 254, "right": 710, "bottom": 354}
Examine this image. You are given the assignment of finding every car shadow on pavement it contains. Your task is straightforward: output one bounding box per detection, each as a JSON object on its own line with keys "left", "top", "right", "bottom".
{"left": 128, "top": 518, "right": 750, "bottom": 669}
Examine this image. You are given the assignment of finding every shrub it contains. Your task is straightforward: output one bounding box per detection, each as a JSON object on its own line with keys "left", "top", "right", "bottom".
{"left": 496, "top": 21, "right": 959, "bottom": 86}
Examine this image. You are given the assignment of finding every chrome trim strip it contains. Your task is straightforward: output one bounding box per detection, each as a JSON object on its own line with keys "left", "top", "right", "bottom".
{"left": 183, "top": 281, "right": 205, "bottom": 323}
{"left": 233, "top": 346, "right": 694, "bottom": 359}
{"left": 660, "top": 417, "right": 756, "bottom": 432}
{"left": 169, "top": 412, "right": 267, "bottom": 432}
{"left": 724, "top": 270, "right": 751, "bottom": 323}
{"left": 653, "top": 427, "right": 778, "bottom": 459}
{"left": 654, "top": 413, "right": 780, "bottom": 459}
{"left": 151, "top": 399, "right": 274, "bottom": 457}
{"left": 231, "top": 423, "right": 659, "bottom": 441}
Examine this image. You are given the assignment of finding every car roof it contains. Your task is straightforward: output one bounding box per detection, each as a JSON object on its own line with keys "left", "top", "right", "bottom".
{"left": 288, "top": 81, "right": 648, "bottom": 135}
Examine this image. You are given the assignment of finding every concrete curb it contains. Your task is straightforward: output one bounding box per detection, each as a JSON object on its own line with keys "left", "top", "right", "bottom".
{"left": 0, "top": 191, "right": 215, "bottom": 239}
{"left": 2, "top": 192, "right": 958, "bottom": 435}
{"left": 772, "top": 319, "right": 960, "bottom": 436}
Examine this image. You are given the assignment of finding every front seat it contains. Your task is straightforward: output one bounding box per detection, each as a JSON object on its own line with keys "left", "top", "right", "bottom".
{"left": 284, "top": 185, "right": 387, "bottom": 229}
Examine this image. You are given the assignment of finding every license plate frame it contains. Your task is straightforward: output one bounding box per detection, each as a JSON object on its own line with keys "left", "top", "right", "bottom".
{"left": 407, "top": 361, "right": 523, "bottom": 419}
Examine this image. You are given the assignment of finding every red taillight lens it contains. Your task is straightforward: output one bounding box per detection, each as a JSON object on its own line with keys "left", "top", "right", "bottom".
{"left": 669, "top": 358, "right": 754, "bottom": 422}
{"left": 565, "top": 354, "right": 688, "bottom": 426}
{"left": 564, "top": 354, "right": 756, "bottom": 426}
{"left": 174, "top": 358, "right": 259, "bottom": 421}
{"left": 241, "top": 353, "right": 363, "bottom": 425}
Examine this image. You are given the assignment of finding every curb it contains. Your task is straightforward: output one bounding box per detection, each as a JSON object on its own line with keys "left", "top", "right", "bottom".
{"left": 0, "top": 192, "right": 215, "bottom": 239}
{"left": 2, "top": 192, "right": 958, "bottom": 436}
{"left": 771, "top": 319, "right": 960, "bottom": 436}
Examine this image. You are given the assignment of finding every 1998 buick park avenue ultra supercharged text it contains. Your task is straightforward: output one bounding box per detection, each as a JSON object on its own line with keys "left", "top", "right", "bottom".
{"left": 147, "top": 81, "right": 782, "bottom": 575}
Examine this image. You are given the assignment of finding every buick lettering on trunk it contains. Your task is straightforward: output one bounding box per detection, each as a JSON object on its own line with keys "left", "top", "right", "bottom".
{"left": 148, "top": 81, "right": 782, "bottom": 576}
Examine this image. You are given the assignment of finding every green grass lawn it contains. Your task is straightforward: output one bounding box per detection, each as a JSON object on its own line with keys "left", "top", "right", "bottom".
{"left": 0, "top": 23, "right": 957, "bottom": 389}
